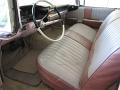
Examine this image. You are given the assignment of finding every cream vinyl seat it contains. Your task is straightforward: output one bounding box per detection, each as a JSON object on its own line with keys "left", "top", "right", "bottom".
{"left": 37, "top": 10, "right": 120, "bottom": 90}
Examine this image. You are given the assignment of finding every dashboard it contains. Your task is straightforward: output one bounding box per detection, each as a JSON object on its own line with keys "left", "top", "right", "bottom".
{"left": 0, "top": 3, "right": 78, "bottom": 45}
{"left": 19, "top": 5, "right": 78, "bottom": 25}
{"left": 20, "top": 5, "right": 48, "bottom": 25}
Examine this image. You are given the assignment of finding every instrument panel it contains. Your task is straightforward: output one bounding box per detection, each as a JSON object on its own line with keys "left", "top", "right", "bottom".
{"left": 20, "top": 5, "right": 70, "bottom": 25}
{"left": 20, "top": 5, "right": 48, "bottom": 24}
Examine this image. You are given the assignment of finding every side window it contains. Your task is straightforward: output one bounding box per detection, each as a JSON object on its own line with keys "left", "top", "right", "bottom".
{"left": 0, "top": 0, "right": 12, "bottom": 33}
{"left": 80, "top": 0, "right": 120, "bottom": 8}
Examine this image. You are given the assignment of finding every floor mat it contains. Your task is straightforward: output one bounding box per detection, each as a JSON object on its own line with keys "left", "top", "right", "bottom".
{"left": 5, "top": 68, "right": 41, "bottom": 86}
{"left": 14, "top": 50, "right": 40, "bottom": 73}
{"left": 5, "top": 49, "right": 42, "bottom": 86}
{"left": 4, "top": 77, "right": 53, "bottom": 90}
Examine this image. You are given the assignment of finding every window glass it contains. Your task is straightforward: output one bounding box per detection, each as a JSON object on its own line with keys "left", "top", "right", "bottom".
{"left": 107, "top": 0, "right": 120, "bottom": 8}
{"left": 80, "top": 0, "right": 85, "bottom": 5}
{"left": 0, "top": 0, "right": 12, "bottom": 32}
{"left": 18, "top": 0, "right": 76, "bottom": 6}
{"left": 82, "top": 0, "right": 120, "bottom": 8}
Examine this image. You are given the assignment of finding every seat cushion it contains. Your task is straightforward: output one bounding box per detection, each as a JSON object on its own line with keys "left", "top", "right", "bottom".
{"left": 65, "top": 23, "right": 96, "bottom": 50}
{"left": 37, "top": 23, "right": 97, "bottom": 90}
{"left": 37, "top": 36, "right": 89, "bottom": 90}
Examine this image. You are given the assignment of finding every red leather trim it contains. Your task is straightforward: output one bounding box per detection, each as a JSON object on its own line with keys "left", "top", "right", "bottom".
{"left": 65, "top": 31, "right": 92, "bottom": 50}
{"left": 82, "top": 19, "right": 102, "bottom": 29}
{"left": 84, "top": 7, "right": 92, "bottom": 19}
{"left": 82, "top": 48, "right": 120, "bottom": 90}
{"left": 37, "top": 62, "right": 78, "bottom": 90}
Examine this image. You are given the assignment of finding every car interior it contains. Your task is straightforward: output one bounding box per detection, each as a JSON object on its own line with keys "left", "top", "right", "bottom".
{"left": 0, "top": 0, "right": 120, "bottom": 90}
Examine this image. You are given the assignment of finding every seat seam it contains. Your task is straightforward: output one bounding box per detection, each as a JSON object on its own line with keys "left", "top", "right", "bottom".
{"left": 65, "top": 31, "right": 92, "bottom": 50}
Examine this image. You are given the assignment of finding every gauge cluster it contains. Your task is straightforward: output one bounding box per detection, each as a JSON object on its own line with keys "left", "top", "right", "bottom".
{"left": 20, "top": 5, "right": 49, "bottom": 25}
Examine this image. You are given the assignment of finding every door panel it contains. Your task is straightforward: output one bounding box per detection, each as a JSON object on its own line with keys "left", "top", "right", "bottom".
{"left": 66, "top": 6, "right": 115, "bottom": 29}
{"left": 66, "top": 7, "right": 84, "bottom": 23}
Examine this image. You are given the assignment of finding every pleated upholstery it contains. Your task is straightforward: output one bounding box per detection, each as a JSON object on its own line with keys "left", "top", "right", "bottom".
{"left": 81, "top": 10, "right": 120, "bottom": 90}
{"left": 65, "top": 23, "right": 96, "bottom": 50}
{"left": 88, "top": 18, "right": 120, "bottom": 77}
{"left": 65, "top": 30, "right": 92, "bottom": 50}
{"left": 68, "top": 23, "right": 96, "bottom": 42}
{"left": 91, "top": 7, "right": 114, "bottom": 20}
{"left": 38, "top": 36, "right": 89, "bottom": 89}
{"left": 96, "top": 9, "right": 120, "bottom": 39}
{"left": 37, "top": 22, "right": 97, "bottom": 89}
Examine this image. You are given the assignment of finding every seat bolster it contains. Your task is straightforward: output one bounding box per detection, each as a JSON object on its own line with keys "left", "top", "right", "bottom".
{"left": 37, "top": 62, "right": 78, "bottom": 90}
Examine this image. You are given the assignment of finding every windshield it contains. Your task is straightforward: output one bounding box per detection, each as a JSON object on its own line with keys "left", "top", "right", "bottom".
{"left": 0, "top": 0, "right": 12, "bottom": 33}
{"left": 18, "top": 0, "right": 76, "bottom": 6}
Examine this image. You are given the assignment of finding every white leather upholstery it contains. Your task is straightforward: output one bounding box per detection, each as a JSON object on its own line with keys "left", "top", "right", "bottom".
{"left": 88, "top": 10, "right": 120, "bottom": 76}
{"left": 92, "top": 8, "right": 114, "bottom": 20}
{"left": 68, "top": 23, "right": 96, "bottom": 42}
{"left": 37, "top": 23, "right": 97, "bottom": 89}
{"left": 97, "top": 9, "right": 120, "bottom": 38}
{"left": 38, "top": 36, "right": 89, "bottom": 89}
{"left": 88, "top": 18, "right": 120, "bottom": 77}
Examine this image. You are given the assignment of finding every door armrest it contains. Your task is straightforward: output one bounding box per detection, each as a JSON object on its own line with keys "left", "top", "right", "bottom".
{"left": 82, "top": 19, "right": 103, "bottom": 29}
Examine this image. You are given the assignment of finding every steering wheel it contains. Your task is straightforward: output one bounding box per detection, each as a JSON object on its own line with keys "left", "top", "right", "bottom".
{"left": 32, "top": 0, "right": 65, "bottom": 42}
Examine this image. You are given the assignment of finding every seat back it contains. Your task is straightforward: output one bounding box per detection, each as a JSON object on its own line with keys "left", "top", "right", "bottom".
{"left": 81, "top": 10, "right": 120, "bottom": 90}
{"left": 96, "top": 9, "right": 120, "bottom": 38}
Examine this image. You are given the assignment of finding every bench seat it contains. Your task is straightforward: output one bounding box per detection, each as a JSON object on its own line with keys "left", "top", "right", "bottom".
{"left": 37, "top": 10, "right": 120, "bottom": 90}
